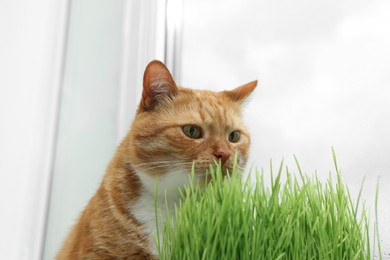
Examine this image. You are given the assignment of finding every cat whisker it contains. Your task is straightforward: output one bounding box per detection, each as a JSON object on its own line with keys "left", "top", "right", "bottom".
{"left": 134, "top": 162, "right": 191, "bottom": 172}
{"left": 133, "top": 161, "right": 182, "bottom": 167}
{"left": 134, "top": 161, "right": 189, "bottom": 167}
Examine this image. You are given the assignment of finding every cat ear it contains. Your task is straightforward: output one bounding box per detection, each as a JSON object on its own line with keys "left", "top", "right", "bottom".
{"left": 141, "top": 60, "right": 178, "bottom": 110}
{"left": 224, "top": 80, "right": 258, "bottom": 103}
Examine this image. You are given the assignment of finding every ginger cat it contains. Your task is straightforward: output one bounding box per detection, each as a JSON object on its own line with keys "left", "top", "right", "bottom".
{"left": 57, "top": 60, "right": 257, "bottom": 259}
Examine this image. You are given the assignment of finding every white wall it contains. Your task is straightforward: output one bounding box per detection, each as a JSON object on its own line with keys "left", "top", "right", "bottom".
{"left": 0, "top": 0, "right": 69, "bottom": 259}
{"left": 181, "top": 0, "right": 390, "bottom": 257}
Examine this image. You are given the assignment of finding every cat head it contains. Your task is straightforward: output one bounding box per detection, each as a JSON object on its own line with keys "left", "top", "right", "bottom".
{"left": 128, "top": 60, "right": 257, "bottom": 181}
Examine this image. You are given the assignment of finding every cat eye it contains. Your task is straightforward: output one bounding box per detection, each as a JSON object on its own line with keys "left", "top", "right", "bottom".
{"left": 182, "top": 125, "right": 203, "bottom": 139}
{"left": 228, "top": 130, "right": 240, "bottom": 143}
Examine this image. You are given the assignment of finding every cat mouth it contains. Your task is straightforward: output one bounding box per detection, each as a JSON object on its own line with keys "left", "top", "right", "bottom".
{"left": 193, "top": 165, "right": 233, "bottom": 177}
{"left": 194, "top": 166, "right": 233, "bottom": 186}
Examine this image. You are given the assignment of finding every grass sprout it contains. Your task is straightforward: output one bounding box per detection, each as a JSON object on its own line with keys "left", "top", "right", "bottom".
{"left": 154, "top": 155, "right": 381, "bottom": 260}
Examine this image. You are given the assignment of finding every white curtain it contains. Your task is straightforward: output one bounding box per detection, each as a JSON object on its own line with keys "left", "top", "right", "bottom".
{"left": 0, "top": 0, "right": 70, "bottom": 259}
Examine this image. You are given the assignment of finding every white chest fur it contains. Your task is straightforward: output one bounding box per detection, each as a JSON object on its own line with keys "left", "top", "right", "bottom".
{"left": 130, "top": 169, "right": 192, "bottom": 255}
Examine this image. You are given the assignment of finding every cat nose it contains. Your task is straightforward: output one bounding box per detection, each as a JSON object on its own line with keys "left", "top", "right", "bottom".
{"left": 213, "top": 151, "right": 231, "bottom": 165}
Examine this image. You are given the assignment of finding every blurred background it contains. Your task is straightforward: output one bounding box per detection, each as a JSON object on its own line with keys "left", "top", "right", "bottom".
{"left": 0, "top": 0, "right": 389, "bottom": 259}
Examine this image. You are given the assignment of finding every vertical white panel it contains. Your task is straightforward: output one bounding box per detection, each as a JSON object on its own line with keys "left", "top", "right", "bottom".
{"left": 43, "top": 0, "right": 168, "bottom": 259}
{"left": 117, "top": 0, "right": 167, "bottom": 141}
{"left": 42, "top": 1, "right": 125, "bottom": 259}
{"left": 0, "top": 0, "right": 69, "bottom": 259}
{"left": 165, "top": 0, "right": 183, "bottom": 82}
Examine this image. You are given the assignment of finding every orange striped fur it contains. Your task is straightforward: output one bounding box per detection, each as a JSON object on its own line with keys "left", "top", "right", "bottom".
{"left": 57, "top": 60, "right": 257, "bottom": 259}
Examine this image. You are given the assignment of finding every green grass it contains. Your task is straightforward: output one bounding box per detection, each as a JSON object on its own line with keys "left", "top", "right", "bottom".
{"left": 154, "top": 154, "right": 381, "bottom": 260}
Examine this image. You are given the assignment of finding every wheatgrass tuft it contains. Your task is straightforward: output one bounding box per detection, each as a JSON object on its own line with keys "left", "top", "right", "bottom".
{"left": 154, "top": 155, "right": 381, "bottom": 260}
